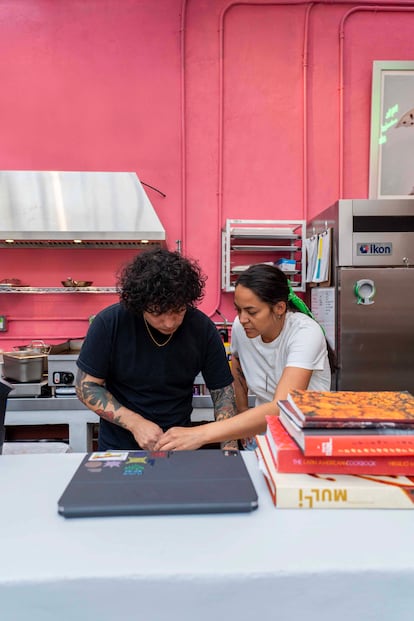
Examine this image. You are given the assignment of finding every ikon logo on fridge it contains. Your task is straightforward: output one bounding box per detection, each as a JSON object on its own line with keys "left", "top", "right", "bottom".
{"left": 357, "top": 242, "right": 392, "bottom": 255}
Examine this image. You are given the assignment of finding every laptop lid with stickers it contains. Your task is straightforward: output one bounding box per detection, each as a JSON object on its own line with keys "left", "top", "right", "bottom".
{"left": 57, "top": 449, "right": 258, "bottom": 518}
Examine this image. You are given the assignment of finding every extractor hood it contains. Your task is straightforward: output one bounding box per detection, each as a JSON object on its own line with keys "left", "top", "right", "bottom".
{"left": 0, "top": 170, "right": 166, "bottom": 247}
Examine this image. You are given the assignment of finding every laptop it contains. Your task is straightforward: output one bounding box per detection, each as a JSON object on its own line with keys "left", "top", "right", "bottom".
{"left": 57, "top": 449, "right": 259, "bottom": 518}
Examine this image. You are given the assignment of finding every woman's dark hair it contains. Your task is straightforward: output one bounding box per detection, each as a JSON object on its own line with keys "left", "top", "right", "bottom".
{"left": 236, "top": 263, "right": 337, "bottom": 373}
{"left": 118, "top": 248, "right": 206, "bottom": 314}
{"left": 235, "top": 263, "right": 292, "bottom": 308}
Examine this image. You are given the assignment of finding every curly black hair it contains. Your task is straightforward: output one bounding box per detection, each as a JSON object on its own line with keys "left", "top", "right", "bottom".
{"left": 118, "top": 248, "right": 206, "bottom": 314}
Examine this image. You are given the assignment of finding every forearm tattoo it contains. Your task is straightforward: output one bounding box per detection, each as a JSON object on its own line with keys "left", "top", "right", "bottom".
{"left": 210, "top": 384, "right": 239, "bottom": 450}
{"left": 75, "top": 369, "right": 127, "bottom": 428}
{"left": 210, "top": 384, "right": 237, "bottom": 422}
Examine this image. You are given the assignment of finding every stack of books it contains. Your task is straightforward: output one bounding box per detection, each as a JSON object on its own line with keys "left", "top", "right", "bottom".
{"left": 255, "top": 390, "right": 414, "bottom": 509}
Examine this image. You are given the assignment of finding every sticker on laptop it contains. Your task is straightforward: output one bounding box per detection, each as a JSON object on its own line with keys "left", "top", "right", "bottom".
{"left": 89, "top": 451, "right": 129, "bottom": 461}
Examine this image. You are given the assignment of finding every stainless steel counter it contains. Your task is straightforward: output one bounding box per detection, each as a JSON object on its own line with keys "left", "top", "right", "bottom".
{"left": 7, "top": 393, "right": 255, "bottom": 412}
{"left": 6, "top": 396, "right": 89, "bottom": 411}
{"left": 5, "top": 394, "right": 256, "bottom": 452}
{"left": 5, "top": 396, "right": 217, "bottom": 452}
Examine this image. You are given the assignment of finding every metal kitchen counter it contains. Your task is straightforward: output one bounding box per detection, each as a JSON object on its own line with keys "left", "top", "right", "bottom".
{"left": 5, "top": 396, "right": 218, "bottom": 452}
{"left": 5, "top": 394, "right": 256, "bottom": 452}
{"left": 5, "top": 397, "right": 99, "bottom": 452}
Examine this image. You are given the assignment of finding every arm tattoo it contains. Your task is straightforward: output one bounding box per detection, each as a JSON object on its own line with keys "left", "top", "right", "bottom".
{"left": 210, "top": 384, "right": 237, "bottom": 422}
{"left": 75, "top": 369, "right": 127, "bottom": 428}
{"left": 210, "top": 384, "right": 239, "bottom": 450}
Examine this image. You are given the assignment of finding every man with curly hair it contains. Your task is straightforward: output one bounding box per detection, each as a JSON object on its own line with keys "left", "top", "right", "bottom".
{"left": 75, "top": 248, "right": 236, "bottom": 451}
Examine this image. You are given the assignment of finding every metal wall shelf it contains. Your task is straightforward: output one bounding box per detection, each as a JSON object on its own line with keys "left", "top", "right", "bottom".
{"left": 0, "top": 286, "right": 117, "bottom": 294}
{"left": 222, "top": 218, "right": 306, "bottom": 292}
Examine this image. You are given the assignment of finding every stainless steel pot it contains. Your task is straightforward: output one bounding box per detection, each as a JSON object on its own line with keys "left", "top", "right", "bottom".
{"left": 14, "top": 340, "right": 51, "bottom": 373}
{"left": 14, "top": 340, "right": 51, "bottom": 355}
{"left": 3, "top": 351, "right": 45, "bottom": 383}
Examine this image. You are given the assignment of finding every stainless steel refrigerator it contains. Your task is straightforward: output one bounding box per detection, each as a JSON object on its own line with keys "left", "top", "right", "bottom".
{"left": 307, "top": 199, "right": 414, "bottom": 393}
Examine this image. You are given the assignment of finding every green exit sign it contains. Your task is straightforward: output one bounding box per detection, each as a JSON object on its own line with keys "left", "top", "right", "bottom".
{"left": 0, "top": 316, "right": 7, "bottom": 331}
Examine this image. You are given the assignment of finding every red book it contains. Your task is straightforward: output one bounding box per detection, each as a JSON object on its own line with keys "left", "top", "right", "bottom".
{"left": 278, "top": 408, "right": 414, "bottom": 458}
{"left": 266, "top": 416, "right": 414, "bottom": 475}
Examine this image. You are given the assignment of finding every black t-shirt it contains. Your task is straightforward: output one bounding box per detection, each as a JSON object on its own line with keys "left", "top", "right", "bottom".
{"left": 77, "top": 304, "right": 233, "bottom": 450}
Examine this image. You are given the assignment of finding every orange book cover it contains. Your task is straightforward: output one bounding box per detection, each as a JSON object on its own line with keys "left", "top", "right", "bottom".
{"left": 266, "top": 416, "right": 414, "bottom": 475}
{"left": 286, "top": 390, "right": 414, "bottom": 427}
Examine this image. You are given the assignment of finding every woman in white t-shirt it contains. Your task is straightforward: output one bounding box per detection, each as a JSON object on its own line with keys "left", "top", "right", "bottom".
{"left": 155, "top": 263, "right": 332, "bottom": 451}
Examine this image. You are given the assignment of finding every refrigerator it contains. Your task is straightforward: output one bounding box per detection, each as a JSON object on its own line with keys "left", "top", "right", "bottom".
{"left": 307, "top": 199, "right": 414, "bottom": 393}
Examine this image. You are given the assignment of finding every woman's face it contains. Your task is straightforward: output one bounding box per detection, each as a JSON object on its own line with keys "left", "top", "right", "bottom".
{"left": 234, "top": 284, "right": 285, "bottom": 341}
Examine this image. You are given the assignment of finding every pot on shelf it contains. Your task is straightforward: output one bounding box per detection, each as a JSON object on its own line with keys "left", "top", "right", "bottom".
{"left": 61, "top": 277, "right": 93, "bottom": 287}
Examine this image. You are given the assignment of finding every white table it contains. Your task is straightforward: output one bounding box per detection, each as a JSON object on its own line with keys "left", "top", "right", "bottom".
{"left": 1, "top": 452, "right": 414, "bottom": 620}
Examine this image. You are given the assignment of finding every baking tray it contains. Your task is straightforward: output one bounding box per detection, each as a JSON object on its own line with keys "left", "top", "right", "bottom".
{"left": 231, "top": 245, "right": 299, "bottom": 251}
{"left": 230, "top": 227, "right": 298, "bottom": 237}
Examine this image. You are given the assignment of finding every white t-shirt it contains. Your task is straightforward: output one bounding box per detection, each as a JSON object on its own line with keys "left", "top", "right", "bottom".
{"left": 231, "top": 311, "right": 331, "bottom": 405}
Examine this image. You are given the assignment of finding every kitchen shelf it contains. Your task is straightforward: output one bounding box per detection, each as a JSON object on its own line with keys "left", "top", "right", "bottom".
{"left": 231, "top": 245, "right": 299, "bottom": 252}
{"left": 0, "top": 286, "right": 117, "bottom": 294}
{"left": 222, "top": 218, "right": 306, "bottom": 292}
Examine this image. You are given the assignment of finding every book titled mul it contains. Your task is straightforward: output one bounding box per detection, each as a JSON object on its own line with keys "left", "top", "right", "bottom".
{"left": 266, "top": 416, "right": 414, "bottom": 475}
{"left": 255, "top": 434, "right": 414, "bottom": 509}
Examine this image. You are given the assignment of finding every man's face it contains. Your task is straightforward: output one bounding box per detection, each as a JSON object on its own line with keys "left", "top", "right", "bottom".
{"left": 143, "top": 308, "right": 187, "bottom": 335}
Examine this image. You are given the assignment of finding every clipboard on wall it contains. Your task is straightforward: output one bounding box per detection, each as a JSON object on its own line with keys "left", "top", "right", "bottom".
{"left": 307, "top": 228, "right": 332, "bottom": 287}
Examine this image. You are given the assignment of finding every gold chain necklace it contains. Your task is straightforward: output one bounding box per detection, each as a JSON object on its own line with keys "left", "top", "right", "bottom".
{"left": 143, "top": 316, "right": 174, "bottom": 347}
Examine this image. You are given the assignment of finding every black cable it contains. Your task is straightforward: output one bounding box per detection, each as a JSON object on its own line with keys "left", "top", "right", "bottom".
{"left": 141, "top": 181, "right": 166, "bottom": 198}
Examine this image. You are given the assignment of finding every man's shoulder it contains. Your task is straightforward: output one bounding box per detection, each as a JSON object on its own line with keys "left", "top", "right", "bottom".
{"left": 186, "top": 307, "right": 213, "bottom": 327}
{"left": 96, "top": 303, "right": 125, "bottom": 320}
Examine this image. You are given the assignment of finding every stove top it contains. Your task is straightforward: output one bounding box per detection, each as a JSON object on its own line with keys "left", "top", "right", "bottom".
{"left": 48, "top": 350, "right": 80, "bottom": 360}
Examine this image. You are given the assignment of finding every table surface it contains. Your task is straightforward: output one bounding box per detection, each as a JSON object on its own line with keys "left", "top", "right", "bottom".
{"left": 1, "top": 452, "right": 414, "bottom": 621}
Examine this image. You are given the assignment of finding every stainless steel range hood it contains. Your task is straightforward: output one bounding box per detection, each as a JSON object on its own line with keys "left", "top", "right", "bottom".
{"left": 0, "top": 171, "right": 166, "bottom": 248}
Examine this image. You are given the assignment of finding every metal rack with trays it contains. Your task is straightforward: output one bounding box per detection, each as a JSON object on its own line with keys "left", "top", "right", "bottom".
{"left": 221, "top": 218, "right": 306, "bottom": 292}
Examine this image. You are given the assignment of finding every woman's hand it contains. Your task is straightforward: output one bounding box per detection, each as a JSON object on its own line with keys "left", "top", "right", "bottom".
{"left": 154, "top": 426, "right": 207, "bottom": 451}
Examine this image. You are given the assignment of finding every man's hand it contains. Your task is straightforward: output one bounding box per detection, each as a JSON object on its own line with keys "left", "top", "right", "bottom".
{"left": 154, "top": 426, "right": 207, "bottom": 451}
{"left": 130, "top": 418, "right": 164, "bottom": 451}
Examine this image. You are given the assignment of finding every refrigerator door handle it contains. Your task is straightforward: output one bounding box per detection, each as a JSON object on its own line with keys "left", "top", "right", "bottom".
{"left": 354, "top": 279, "right": 376, "bottom": 305}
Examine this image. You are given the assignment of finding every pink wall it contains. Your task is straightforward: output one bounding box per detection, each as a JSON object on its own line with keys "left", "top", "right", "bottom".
{"left": 1, "top": 0, "right": 414, "bottom": 347}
